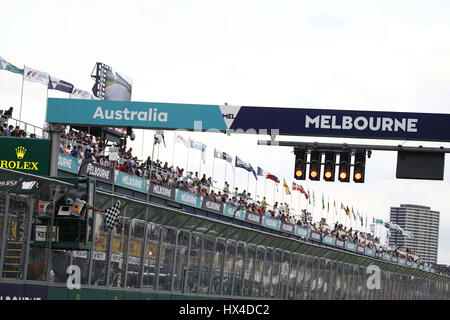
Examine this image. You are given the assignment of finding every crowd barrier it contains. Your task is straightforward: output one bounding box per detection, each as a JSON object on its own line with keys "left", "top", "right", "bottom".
{"left": 57, "top": 153, "right": 431, "bottom": 272}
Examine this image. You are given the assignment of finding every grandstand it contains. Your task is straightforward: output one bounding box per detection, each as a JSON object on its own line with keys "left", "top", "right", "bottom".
{"left": 1, "top": 115, "right": 449, "bottom": 300}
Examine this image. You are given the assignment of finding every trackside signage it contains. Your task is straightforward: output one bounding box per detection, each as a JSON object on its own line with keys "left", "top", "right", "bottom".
{"left": 0, "top": 137, "right": 50, "bottom": 175}
{"left": 46, "top": 98, "right": 450, "bottom": 142}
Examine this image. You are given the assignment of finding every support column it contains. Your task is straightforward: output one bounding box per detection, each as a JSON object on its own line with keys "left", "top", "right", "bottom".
{"left": 49, "top": 123, "right": 63, "bottom": 177}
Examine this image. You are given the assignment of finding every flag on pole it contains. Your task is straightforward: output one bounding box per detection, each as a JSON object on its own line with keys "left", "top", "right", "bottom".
{"left": 70, "top": 88, "right": 92, "bottom": 99}
{"left": 48, "top": 76, "right": 74, "bottom": 93}
{"left": 176, "top": 134, "right": 191, "bottom": 148}
{"left": 313, "top": 191, "right": 315, "bottom": 207}
{"left": 257, "top": 167, "right": 268, "bottom": 176}
{"left": 0, "top": 57, "right": 23, "bottom": 75}
{"left": 334, "top": 200, "right": 337, "bottom": 214}
{"left": 189, "top": 138, "right": 207, "bottom": 163}
{"left": 154, "top": 130, "right": 166, "bottom": 147}
{"left": 24, "top": 66, "right": 49, "bottom": 85}
{"left": 214, "top": 148, "right": 232, "bottom": 163}
{"left": 292, "top": 182, "right": 308, "bottom": 199}
{"left": 307, "top": 189, "right": 311, "bottom": 205}
{"left": 327, "top": 197, "right": 330, "bottom": 213}
{"left": 266, "top": 173, "right": 280, "bottom": 183}
{"left": 235, "top": 157, "right": 257, "bottom": 180}
{"left": 283, "top": 179, "right": 291, "bottom": 195}
{"left": 105, "top": 200, "right": 121, "bottom": 230}
{"left": 373, "top": 217, "right": 384, "bottom": 224}
{"left": 352, "top": 207, "right": 356, "bottom": 221}
{"left": 341, "top": 203, "right": 350, "bottom": 216}
{"left": 322, "top": 193, "right": 325, "bottom": 210}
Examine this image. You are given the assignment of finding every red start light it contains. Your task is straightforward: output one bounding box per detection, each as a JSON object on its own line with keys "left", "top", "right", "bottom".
{"left": 324, "top": 171, "right": 332, "bottom": 179}
{"left": 295, "top": 169, "right": 303, "bottom": 178}
{"left": 310, "top": 170, "right": 318, "bottom": 178}
{"left": 339, "top": 171, "right": 348, "bottom": 180}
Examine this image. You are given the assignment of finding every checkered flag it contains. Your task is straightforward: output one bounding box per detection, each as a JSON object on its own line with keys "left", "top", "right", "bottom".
{"left": 105, "top": 200, "right": 121, "bottom": 231}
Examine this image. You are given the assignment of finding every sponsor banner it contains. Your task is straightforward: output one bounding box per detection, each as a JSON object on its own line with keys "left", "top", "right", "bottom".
{"left": 245, "top": 212, "right": 262, "bottom": 225}
{"left": 357, "top": 246, "right": 365, "bottom": 254}
{"left": 0, "top": 137, "right": 51, "bottom": 175}
{"left": 79, "top": 162, "right": 114, "bottom": 183}
{"left": 406, "top": 260, "right": 412, "bottom": 267}
{"left": 223, "top": 205, "right": 246, "bottom": 221}
{"left": 229, "top": 106, "right": 450, "bottom": 142}
{"left": 412, "top": 262, "right": 418, "bottom": 268}
{"left": 34, "top": 225, "right": 59, "bottom": 242}
{"left": 365, "top": 247, "right": 375, "bottom": 257}
{"left": 424, "top": 265, "right": 431, "bottom": 271}
{"left": 382, "top": 253, "right": 392, "bottom": 262}
{"left": 419, "top": 265, "right": 424, "bottom": 270}
{"left": 24, "top": 66, "right": 49, "bottom": 85}
{"left": 335, "top": 239, "right": 345, "bottom": 248}
{"left": 345, "top": 241, "right": 357, "bottom": 252}
{"left": 294, "top": 226, "right": 310, "bottom": 238}
{"left": 115, "top": 171, "right": 148, "bottom": 193}
{"left": 375, "top": 251, "right": 382, "bottom": 258}
{"left": 398, "top": 258, "right": 406, "bottom": 265}
{"left": 46, "top": 98, "right": 450, "bottom": 142}
{"left": 175, "top": 190, "right": 202, "bottom": 208}
{"left": 261, "top": 216, "right": 280, "bottom": 230}
{"left": 201, "top": 198, "right": 224, "bottom": 215}
{"left": 93, "top": 251, "right": 106, "bottom": 261}
{"left": 321, "top": 234, "right": 336, "bottom": 246}
{"left": 0, "top": 283, "right": 47, "bottom": 300}
{"left": 128, "top": 256, "right": 140, "bottom": 265}
{"left": 309, "top": 231, "right": 322, "bottom": 242}
{"left": 57, "top": 153, "right": 79, "bottom": 174}
{"left": 280, "top": 222, "right": 295, "bottom": 234}
{"left": 46, "top": 98, "right": 227, "bottom": 131}
{"left": 392, "top": 256, "right": 398, "bottom": 263}
{"left": 72, "top": 251, "right": 88, "bottom": 259}
{"left": 149, "top": 183, "right": 176, "bottom": 201}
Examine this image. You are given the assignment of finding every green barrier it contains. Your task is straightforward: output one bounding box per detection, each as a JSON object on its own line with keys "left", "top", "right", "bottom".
{"left": 141, "top": 292, "right": 157, "bottom": 300}
{"left": 124, "top": 291, "right": 143, "bottom": 300}
{"left": 107, "top": 290, "right": 124, "bottom": 300}
{"left": 87, "top": 288, "right": 108, "bottom": 300}
{"left": 47, "top": 286, "right": 68, "bottom": 300}
{"left": 67, "top": 289, "right": 89, "bottom": 300}
{"left": 156, "top": 293, "right": 172, "bottom": 300}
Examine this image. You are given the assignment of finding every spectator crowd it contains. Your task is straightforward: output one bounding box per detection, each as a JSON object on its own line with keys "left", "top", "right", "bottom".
{"left": 57, "top": 127, "right": 425, "bottom": 265}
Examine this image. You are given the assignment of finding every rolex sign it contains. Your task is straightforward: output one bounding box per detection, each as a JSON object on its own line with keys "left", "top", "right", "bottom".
{"left": 0, "top": 137, "right": 51, "bottom": 176}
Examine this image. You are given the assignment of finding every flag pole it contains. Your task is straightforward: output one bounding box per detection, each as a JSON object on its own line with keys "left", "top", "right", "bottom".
{"left": 212, "top": 152, "right": 215, "bottom": 185}
{"left": 246, "top": 171, "right": 250, "bottom": 194}
{"left": 19, "top": 65, "right": 25, "bottom": 122}
{"left": 224, "top": 160, "right": 228, "bottom": 187}
{"left": 172, "top": 132, "right": 176, "bottom": 168}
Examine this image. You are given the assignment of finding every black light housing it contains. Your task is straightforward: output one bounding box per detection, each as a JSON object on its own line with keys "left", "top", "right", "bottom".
{"left": 323, "top": 152, "right": 336, "bottom": 181}
{"left": 338, "top": 152, "right": 351, "bottom": 182}
{"left": 294, "top": 148, "right": 307, "bottom": 180}
{"left": 354, "top": 150, "right": 366, "bottom": 183}
{"left": 309, "top": 151, "right": 321, "bottom": 181}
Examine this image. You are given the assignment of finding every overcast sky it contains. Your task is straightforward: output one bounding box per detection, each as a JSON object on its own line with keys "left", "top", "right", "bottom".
{"left": 2, "top": 0, "right": 450, "bottom": 264}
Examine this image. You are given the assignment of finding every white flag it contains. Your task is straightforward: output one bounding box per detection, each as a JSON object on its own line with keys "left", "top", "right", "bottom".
{"left": 70, "top": 88, "right": 92, "bottom": 99}
{"left": 24, "top": 66, "right": 49, "bottom": 85}
{"left": 214, "top": 148, "right": 232, "bottom": 163}
{"left": 175, "top": 134, "right": 190, "bottom": 148}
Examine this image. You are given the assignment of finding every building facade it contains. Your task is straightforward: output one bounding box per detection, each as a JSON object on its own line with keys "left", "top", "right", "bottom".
{"left": 389, "top": 204, "right": 440, "bottom": 265}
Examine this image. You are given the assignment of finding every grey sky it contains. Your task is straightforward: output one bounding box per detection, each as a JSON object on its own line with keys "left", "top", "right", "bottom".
{"left": 2, "top": 0, "right": 450, "bottom": 263}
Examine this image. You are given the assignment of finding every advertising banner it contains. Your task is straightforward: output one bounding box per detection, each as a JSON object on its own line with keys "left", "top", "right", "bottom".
{"left": 245, "top": 212, "right": 262, "bottom": 225}
{"left": 345, "top": 241, "right": 357, "bottom": 252}
{"left": 149, "top": 183, "right": 176, "bottom": 201}
{"left": 335, "top": 239, "right": 345, "bottom": 249}
{"left": 0, "top": 137, "right": 51, "bottom": 175}
{"left": 382, "top": 253, "right": 392, "bottom": 262}
{"left": 280, "top": 222, "right": 295, "bottom": 234}
{"left": 294, "top": 226, "right": 310, "bottom": 238}
{"left": 392, "top": 256, "right": 398, "bottom": 263}
{"left": 309, "top": 231, "right": 322, "bottom": 242}
{"left": 57, "top": 153, "right": 79, "bottom": 174}
{"left": 79, "top": 162, "right": 114, "bottom": 183}
{"left": 261, "top": 216, "right": 280, "bottom": 230}
{"left": 365, "top": 247, "right": 375, "bottom": 257}
{"left": 175, "top": 190, "right": 202, "bottom": 208}
{"left": 47, "top": 98, "right": 450, "bottom": 142}
{"left": 357, "top": 246, "right": 365, "bottom": 254}
{"left": 115, "top": 171, "right": 148, "bottom": 193}
{"left": 0, "top": 283, "right": 47, "bottom": 300}
{"left": 201, "top": 198, "right": 224, "bottom": 215}
{"left": 223, "top": 205, "right": 246, "bottom": 221}
{"left": 398, "top": 258, "right": 406, "bottom": 265}
{"left": 321, "top": 234, "right": 336, "bottom": 246}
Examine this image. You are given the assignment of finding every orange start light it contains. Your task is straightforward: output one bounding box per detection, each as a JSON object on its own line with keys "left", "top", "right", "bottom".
{"left": 310, "top": 170, "right": 318, "bottom": 178}
{"left": 354, "top": 172, "right": 362, "bottom": 180}
{"left": 295, "top": 169, "right": 303, "bottom": 178}
{"left": 339, "top": 171, "right": 348, "bottom": 180}
{"left": 324, "top": 171, "right": 332, "bottom": 179}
